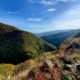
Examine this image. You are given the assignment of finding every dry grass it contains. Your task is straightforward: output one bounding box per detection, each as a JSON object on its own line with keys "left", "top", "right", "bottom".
{"left": 0, "top": 64, "right": 14, "bottom": 76}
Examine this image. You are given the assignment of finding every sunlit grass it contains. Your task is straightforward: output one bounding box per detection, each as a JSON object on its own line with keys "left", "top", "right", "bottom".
{"left": 0, "top": 64, "right": 15, "bottom": 76}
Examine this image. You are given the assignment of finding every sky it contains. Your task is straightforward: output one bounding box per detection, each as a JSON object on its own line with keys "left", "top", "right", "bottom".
{"left": 0, "top": 0, "right": 80, "bottom": 32}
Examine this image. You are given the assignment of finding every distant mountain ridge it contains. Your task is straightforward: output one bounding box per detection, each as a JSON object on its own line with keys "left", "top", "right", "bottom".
{"left": 0, "top": 23, "right": 56, "bottom": 64}
{"left": 35, "top": 29, "right": 72, "bottom": 37}
{"left": 40, "top": 29, "right": 80, "bottom": 48}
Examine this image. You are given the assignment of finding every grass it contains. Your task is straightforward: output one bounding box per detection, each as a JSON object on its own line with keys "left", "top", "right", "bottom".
{"left": 0, "top": 51, "right": 55, "bottom": 80}
{"left": 0, "top": 49, "right": 79, "bottom": 80}
{"left": 0, "top": 64, "right": 15, "bottom": 76}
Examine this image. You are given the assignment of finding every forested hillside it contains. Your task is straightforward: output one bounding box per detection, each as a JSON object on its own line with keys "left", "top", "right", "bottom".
{"left": 0, "top": 23, "right": 56, "bottom": 64}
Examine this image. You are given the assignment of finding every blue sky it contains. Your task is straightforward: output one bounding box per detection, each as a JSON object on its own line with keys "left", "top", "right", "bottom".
{"left": 0, "top": 0, "right": 80, "bottom": 32}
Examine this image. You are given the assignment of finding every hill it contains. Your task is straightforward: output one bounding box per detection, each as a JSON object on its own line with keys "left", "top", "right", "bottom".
{"left": 74, "top": 31, "right": 80, "bottom": 38}
{"left": 0, "top": 23, "right": 56, "bottom": 64}
{"left": 41, "top": 29, "right": 80, "bottom": 48}
{"left": 60, "top": 38, "right": 80, "bottom": 52}
{"left": 0, "top": 23, "right": 18, "bottom": 32}
{"left": 59, "top": 31, "right": 80, "bottom": 54}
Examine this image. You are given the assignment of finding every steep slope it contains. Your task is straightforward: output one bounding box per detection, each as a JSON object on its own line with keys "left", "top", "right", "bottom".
{"left": 0, "top": 23, "right": 56, "bottom": 64}
{"left": 60, "top": 38, "right": 80, "bottom": 51}
{"left": 41, "top": 29, "right": 80, "bottom": 48}
{"left": 74, "top": 31, "right": 80, "bottom": 38}
{"left": 0, "top": 23, "right": 18, "bottom": 32}
{"left": 59, "top": 31, "right": 80, "bottom": 54}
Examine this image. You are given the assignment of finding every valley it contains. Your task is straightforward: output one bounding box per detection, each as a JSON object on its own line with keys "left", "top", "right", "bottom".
{"left": 0, "top": 23, "right": 80, "bottom": 80}
{"left": 0, "top": 0, "right": 80, "bottom": 80}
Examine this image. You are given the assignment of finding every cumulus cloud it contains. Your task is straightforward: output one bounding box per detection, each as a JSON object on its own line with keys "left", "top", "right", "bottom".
{"left": 27, "top": 18, "right": 43, "bottom": 22}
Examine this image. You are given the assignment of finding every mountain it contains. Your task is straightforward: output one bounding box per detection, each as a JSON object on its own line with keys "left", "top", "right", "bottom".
{"left": 59, "top": 38, "right": 80, "bottom": 54}
{"left": 0, "top": 23, "right": 18, "bottom": 32}
{"left": 0, "top": 23, "right": 56, "bottom": 64}
{"left": 41, "top": 29, "right": 80, "bottom": 48}
{"left": 59, "top": 31, "right": 80, "bottom": 54}
{"left": 35, "top": 30, "right": 71, "bottom": 37}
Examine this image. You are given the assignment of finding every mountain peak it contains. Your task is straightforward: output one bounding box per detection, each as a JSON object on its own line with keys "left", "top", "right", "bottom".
{"left": 0, "top": 23, "right": 19, "bottom": 33}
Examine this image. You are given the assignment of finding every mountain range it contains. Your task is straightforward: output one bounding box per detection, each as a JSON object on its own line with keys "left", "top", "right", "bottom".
{"left": 0, "top": 23, "right": 80, "bottom": 80}
{"left": 39, "top": 29, "right": 80, "bottom": 48}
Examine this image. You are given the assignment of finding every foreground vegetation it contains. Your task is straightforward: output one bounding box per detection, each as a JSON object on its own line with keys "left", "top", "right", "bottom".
{"left": 0, "top": 50, "right": 80, "bottom": 80}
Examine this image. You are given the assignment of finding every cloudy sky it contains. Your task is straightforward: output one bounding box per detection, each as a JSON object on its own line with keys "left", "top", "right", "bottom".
{"left": 0, "top": 0, "right": 80, "bottom": 32}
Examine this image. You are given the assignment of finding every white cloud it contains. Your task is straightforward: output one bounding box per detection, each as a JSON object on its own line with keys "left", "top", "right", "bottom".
{"left": 53, "top": 19, "right": 80, "bottom": 29}
{"left": 25, "top": 3, "right": 79, "bottom": 32}
{"left": 59, "top": 5, "right": 80, "bottom": 21}
{"left": 47, "top": 8, "right": 56, "bottom": 12}
{"left": 28, "top": 0, "right": 77, "bottom": 6}
{"left": 57, "top": 0, "right": 68, "bottom": 2}
{"left": 39, "top": 0, "right": 57, "bottom": 6}
{"left": 45, "top": 5, "right": 80, "bottom": 30}
{"left": 38, "top": 0, "right": 77, "bottom": 6}
{"left": 27, "top": 18, "right": 43, "bottom": 22}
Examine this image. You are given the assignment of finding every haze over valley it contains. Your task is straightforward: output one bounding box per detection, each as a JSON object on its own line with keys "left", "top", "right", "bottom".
{"left": 0, "top": 0, "right": 80, "bottom": 80}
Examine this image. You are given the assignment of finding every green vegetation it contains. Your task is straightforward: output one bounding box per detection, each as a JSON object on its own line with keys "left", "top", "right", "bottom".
{"left": 0, "top": 23, "right": 56, "bottom": 64}
{"left": 61, "top": 71, "right": 75, "bottom": 80}
{"left": 0, "top": 64, "right": 14, "bottom": 76}
{"left": 0, "top": 23, "right": 80, "bottom": 80}
{"left": 0, "top": 23, "right": 18, "bottom": 33}
{"left": 60, "top": 38, "right": 80, "bottom": 52}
